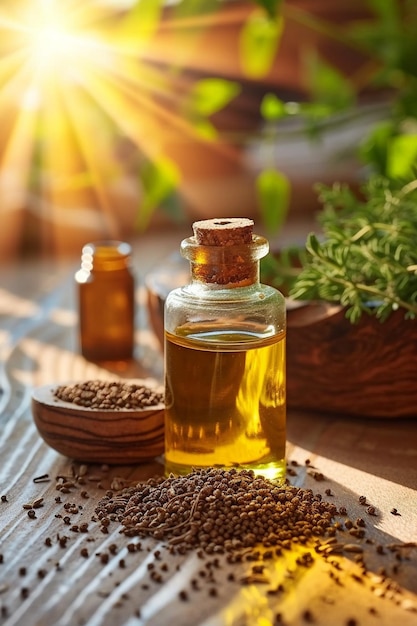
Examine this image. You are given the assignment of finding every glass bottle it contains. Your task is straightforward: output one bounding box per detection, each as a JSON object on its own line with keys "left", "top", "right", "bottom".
{"left": 75, "top": 241, "right": 135, "bottom": 363}
{"left": 164, "top": 218, "right": 286, "bottom": 481}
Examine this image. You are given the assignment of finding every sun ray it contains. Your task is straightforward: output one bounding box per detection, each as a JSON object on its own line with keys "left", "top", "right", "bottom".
{"left": 0, "top": 0, "right": 251, "bottom": 254}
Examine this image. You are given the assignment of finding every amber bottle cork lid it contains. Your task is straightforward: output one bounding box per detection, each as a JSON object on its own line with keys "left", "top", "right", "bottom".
{"left": 192, "top": 218, "right": 254, "bottom": 246}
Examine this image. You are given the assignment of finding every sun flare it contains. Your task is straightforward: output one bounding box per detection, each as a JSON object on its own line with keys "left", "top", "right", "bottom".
{"left": 0, "top": 0, "right": 252, "bottom": 254}
{"left": 25, "top": 10, "right": 96, "bottom": 75}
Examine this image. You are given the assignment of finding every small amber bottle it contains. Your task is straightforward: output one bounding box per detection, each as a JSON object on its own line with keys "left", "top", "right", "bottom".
{"left": 164, "top": 218, "right": 286, "bottom": 481}
{"left": 75, "top": 241, "right": 135, "bottom": 362}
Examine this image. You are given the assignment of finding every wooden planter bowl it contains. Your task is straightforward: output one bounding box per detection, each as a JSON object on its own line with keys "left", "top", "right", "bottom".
{"left": 32, "top": 381, "right": 165, "bottom": 464}
{"left": 287, "top": 303, "right": 417, "bottom": 418}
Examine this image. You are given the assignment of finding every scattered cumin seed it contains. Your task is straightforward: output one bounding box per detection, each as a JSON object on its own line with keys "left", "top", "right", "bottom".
{"left": 303, "top": 609, "right": 314, "bottom": 622}
{"left": 62, "top": 481, "right": 75, "bottom": 489}
{"left": 78, "top": 464, "right": 88, "bottom": 477}
{"left": 33, "top": 474, "right": 50, "bottom": 483}
{"left": 351, "top": 573, "right": 363, "bottom": 584}
{"left": 309, "top": 471, "right": 325, "bottom": 481}
{"left": 343, "top": 544, "right": 363, "bottom": 554}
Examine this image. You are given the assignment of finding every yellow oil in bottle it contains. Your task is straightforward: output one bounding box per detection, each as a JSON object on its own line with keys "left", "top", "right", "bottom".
{"left": 164, "top": 327, "right": 286, "bottom": 481}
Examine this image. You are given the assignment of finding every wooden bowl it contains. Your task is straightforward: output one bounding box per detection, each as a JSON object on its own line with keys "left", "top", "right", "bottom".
{"left": 287, "top": 302, "right": 417, "bottom": 418}
{"left": 31, "top": 380, "right": 165, "bottom": 464}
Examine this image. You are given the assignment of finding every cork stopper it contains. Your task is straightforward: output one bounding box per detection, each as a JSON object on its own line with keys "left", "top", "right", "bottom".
{"left": 192, "top": 218, "right": 254, "bottom": 247}
{"left": 184, "top": 218, "right": 260, "bottom": 286}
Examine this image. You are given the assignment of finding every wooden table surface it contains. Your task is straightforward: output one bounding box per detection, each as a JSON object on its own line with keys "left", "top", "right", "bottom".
{"left": 0, "top": 233, "right": 416, "bottom": 626}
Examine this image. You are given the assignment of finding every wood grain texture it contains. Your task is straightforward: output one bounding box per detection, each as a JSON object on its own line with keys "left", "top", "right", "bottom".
{"left": 32, "top": 383, "right": 164, "bottom": 464}
{"left": 287, "top": 302, "right": 417, "bottom": 418}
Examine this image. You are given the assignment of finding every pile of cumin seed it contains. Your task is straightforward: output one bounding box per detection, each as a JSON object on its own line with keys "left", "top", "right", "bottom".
{"left": 95, "top": 467, "right": 340, "bottom": 554}
{"left": 54, "top": 380, "right": 164, "bottom": 410}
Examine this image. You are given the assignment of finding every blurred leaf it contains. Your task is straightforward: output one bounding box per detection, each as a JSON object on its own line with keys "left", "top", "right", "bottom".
{"left": 240, "top": 11, "right": 283, "bottom": 78}
{"left": 189, "top": 79, "right": 241, "bottom": 117}
{"left": 349, "top": 0, "right": 415, "bottom": 78}
{"left": 256, "top": 168, "right": 290, "bottom": 233}
{"left": 366, "top": 0, "right": 400, "bottom": 22}
{"left": 306, "top": 53, "right": 355, "bottom": 111}
{"left": 137, "top": 157, "right": 181, "bottom": 230}
{"left": 358, "top": 120, "right": 395, "bottom": 175}
{"left": 252, "top": 0, "right": 283, "bottom": 19}
{"left": 174, "top": 0, "right": 219, "bottom": 18}
{"left": 159, "top": 192, "right": 184, "bottom": 224}
{"left": 192, "top": 118, "right": 218, "bottom": 141}
{"left": 387, "top": 133, "right": 417, "bottom": 178}
{"left": 260, "top": 93, "right": 286, "bottom": 121}
{"left": 119, "top": 0, "right": 163, "bottom": 42}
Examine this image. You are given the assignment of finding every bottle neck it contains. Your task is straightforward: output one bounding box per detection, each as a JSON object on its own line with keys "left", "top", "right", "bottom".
{"left": 181, "top": 235, "right": 269, "bottom": 289}
{"left": 82, "top": 241, "right": 132, "bottom": 272}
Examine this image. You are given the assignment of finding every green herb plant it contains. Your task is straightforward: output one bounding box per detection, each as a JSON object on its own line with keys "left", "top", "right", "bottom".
{"left": 289, "top": 176, "right": 417, "bottom": 323}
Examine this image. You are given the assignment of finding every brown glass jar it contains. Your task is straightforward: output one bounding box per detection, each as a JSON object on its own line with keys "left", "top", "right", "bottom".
{"left": 75, "top": 241, "right": 135, "bottom": 362}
